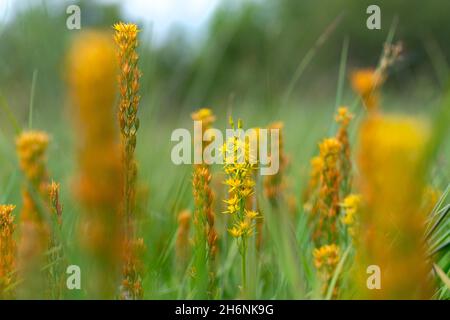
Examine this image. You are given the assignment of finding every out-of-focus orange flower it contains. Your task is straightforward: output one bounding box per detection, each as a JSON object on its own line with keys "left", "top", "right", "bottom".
{"left": 356, "top": 114, "right": 434, "bottom": 299}
{"left": 68, "top": 30, "right": 124, "bottom": 299}
{"left": 313, "top": 244, "right": 340, "bottom": 298}
{"left": 16, "top": 131, "right": 52, "bottom": 298}
{"left": 351, "top": 69, "right": 384, "bottom": 112}
{"left": 0, "top": 204, "right": 16, "bottom": 299}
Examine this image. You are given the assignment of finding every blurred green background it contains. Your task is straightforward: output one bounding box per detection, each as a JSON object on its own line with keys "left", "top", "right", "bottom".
{"left": 1, "top": 0, "right": 450, "bottom": 122}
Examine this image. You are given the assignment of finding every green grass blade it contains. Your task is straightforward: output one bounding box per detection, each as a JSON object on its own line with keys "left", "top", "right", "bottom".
{"left": 29, "top": 69, "right": 39, "bottom": 129}
{"left": 325, "top": 245, "right": 351, "bottom": 300}
{"left": 433, "top": 263, "right": 450, "bottom": 290}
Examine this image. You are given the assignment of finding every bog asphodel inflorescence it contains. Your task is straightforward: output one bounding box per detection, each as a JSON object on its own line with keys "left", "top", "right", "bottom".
{"left": 0, "top": 205, "right": 16, "bottom": 299}
{"left": 313, "top": 243, "right": 340, "bottom": 298}
{"left": 114, "top": 22, "right": 141, "bottom": 219}
{"left": 68, "top": 30, "right": 124, "bottom": 299}
{"left": 335, "top": 107, "right": 354, "bottom": 194}
{"left": 192, "top": 108, "right": 218, "bottom": 262}
{"left": 304, "top": 105, "right": 356, "bottom": 299}
{"left": 356, "top": 115, "right": 434, "bottom": 299}
{"left": 222, "top": 118, "right": 259, "bottom": 291}
{"left": 16, "top": 131, "right": 52, "bottom": 298}
{"left": 114, "top": 21, "right": 145, "bottom": 300}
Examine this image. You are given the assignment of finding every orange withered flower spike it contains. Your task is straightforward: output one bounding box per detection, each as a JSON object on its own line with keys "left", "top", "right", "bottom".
{"left": 191, "top": 108, "right": 218, "bottom": 261}
{"left": 114, "top": 21, "right": 144, "bottom": 300}
{"left": 313, "top": 138, "right": 341, "bottom": 245}
{"left": 68, "top": 30, "right": 124, "bottom": 299}
{"left": 114, "top": 22, "right": 141, "bottom": 219}
{"left": 334, "top": 106, "right": 354, "bottom": 194}
{"left": 121, "top": 237, "right": 145, "bottom": 300}
{"left": 0, "top": 204, "right": 16, "bottom": 299}
{"left": 303, "top": 155, "right": 324, "bottom": 215}
{"left": 49, "top": 181, "right": 63, "bottom": 225}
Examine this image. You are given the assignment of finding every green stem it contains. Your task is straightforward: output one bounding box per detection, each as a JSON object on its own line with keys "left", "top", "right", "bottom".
{"left": 241, "top": 237, "right": 247, "bottom": 294}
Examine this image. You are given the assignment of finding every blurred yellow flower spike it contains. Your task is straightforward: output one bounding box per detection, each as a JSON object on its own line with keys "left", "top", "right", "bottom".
{"left": 356, "top": 114, "right": 434, "bottom": 299}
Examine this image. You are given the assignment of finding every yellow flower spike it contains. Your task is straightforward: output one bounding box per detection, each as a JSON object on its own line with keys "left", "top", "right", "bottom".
{"left": 15, "top": 130, "right": 53, "bottom": 299}
{"left": 191, "top": 108, "right": 218, "bottom": 298}
{"left": 311, "top": 138, "right": 342, "bottom": 245}
{"left": 313, "top": 244, "right": 340, "bottom": 298}
{"left": 319, "top": 138, "right": 341, "bottom": 165}
{"left": 222, "top": 117, "right": 257, "bottom": 292}
{"left": 16, "top": 131, "right": 49, "bottom": 185}
{"left": 0, "top": 204, "right": 16, "bottom": 299}
{"left": 335, "top": 106, "right": 354, "bottom": 194}
{"left": 356, "top": 114, "right": 434, "bottom": 299}
{"left": 68, "top": 30, "right": 124, "bottom": 299}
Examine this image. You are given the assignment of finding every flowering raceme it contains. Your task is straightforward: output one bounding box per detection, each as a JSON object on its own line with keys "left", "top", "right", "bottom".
{"left": 223, "top": 118, "right": 259, "bottom": 292}
{"left": 114, "top": 21, "right": 145, "bottom": 300}
{"left": 192, "top": 108, "right": 218, "bottom": 260}
{"left": 0, "top": 205, "right": 16, "bottom": 299}
{"left": 313, "top": 244, "right": 340, "bottom": 298}
{"left": 67, "top": 30, "right": 124, "bottom": 298}
{"left": 314, "top": 138, "right": 341, "bottom": 245}
{"left": 191, "top": 108, "right": 218, "bottom": 298}
{"left": 16, "top": 131, "right": 51, "bottom": 298}
{"left": 335, "top": 107, "right": 354, "bottom": 194}
{"left": 356, "top": 115, "right": 434, "bottom": 299}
